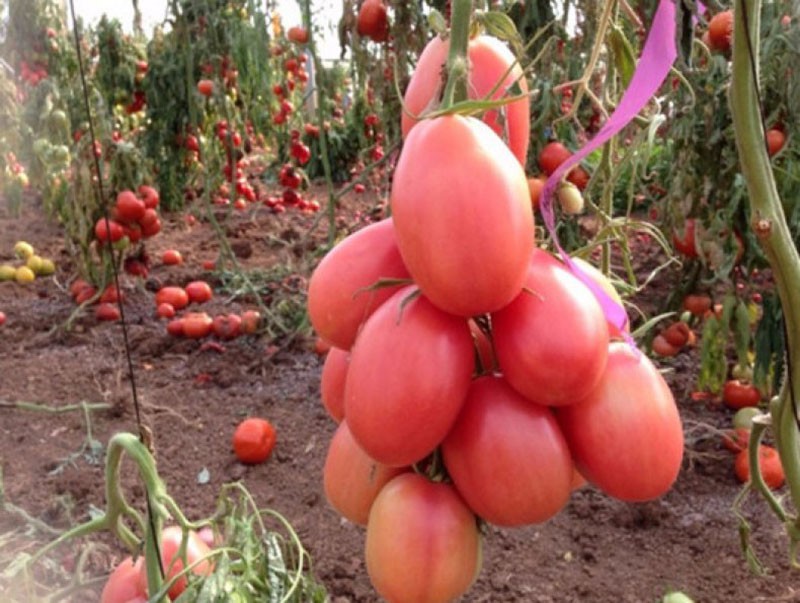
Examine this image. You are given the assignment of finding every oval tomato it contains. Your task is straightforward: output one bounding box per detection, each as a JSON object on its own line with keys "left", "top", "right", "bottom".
{"left": 100, "top": 556, "right": 146, "bottom": 603}
{"left": 155, "top": 286, "right": 189, "bottom": 310}
{"left": 672, "top": 218, "right": 699, "bottom": 258}
{"left": 95, "top": 218, "right": 125, "bottom": 243}
{"left": 320, "top": 346, "right": 349, "bottom": 422}
{"left": 357, "top": 0, "right": 389, "bottom": 42}
{"left": 182, "top": 312, "right": 213, "bottom": 339}
{"left": 115, "top": 190, "right": 146, "bottom": 223}
{"left": 492, "top": 249, "right": 609, "bottom": 406}
{"left": 96, "top": 302, "right": 121, "bottom": 322}
{"left": 212, "top": 313, "right": 241, "bottom": 340}
{"left": 442, "top": 375, "right": 573, "bottom": 526}
{"left": 287, "top": 26, "right": 309, "bottom": 44}
{"left": 366, "top": 473, "right": 481, "bottom": 603}
{"left": 162, "top": 249, "right": 183, "bottom": 265}
{"left": 651, "top": 333, "right": 680, "bottom": 357}
{"left": 722, "top": 379, "right": 760, "bottom": 410}
{"left": 401, "top": 35, "right": 529, "bottom": 166}
{"left": 708, "top": 10, "right": 733, "bottom": 53}
{"left": 166, "top": 318, "right": 184, "bottom": 336}
{"left": 137, "top": 526, "right": 214, "bottom": 600}
{"left": 239, "top": 309, "right": 261, "bottom": 335}
{"left": 683, "top": 293, "right": 712, "bottom": 317}
{"left": 232, "top": 417, "right": 276, "bottom": 464}
{"left": 557, "top": 342, "right": 684, "bottom": 502}
{"left": 323, "top": 420, "right": 406, "bottom": 525}
{"left": 345, "top": 287, "right": 473, "bottom": 467}
{"left": 157, "top": 302, "right": 176, "bottom": 319}
{"left": 138, "top": 185, "right": 159, "bottom": 209}
{"left": 734, "top": 444, "right": 784, "bottom": 489}
{"left": 538, "top": 141, "right": 572, "bottom": 175}
{"left": 766, "top": 128, "right": 786, "bottom": 157}
{"left": 307, "top": 218, "right": 410, "bottom": 350}
{"left": 185, "top": 280, "right": 213, "bottom": 304}
{"left": 197, "top": 79, "right": 214, "bottom": 97}
{"left": 391, "top": 115, "right": 533, "bottom": 317}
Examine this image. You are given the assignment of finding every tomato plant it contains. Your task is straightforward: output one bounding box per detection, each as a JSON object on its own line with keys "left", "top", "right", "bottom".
{"left": 365, "top": 473, "right": 481, "bottom": 603}
{"left": 232, "top": 417, "right": 277, "bottom": 464}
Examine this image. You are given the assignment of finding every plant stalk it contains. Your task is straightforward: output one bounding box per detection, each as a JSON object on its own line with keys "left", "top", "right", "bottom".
{"left": 730, "top": 0, "right": 800, "bottom": 549}
{"left": 440, "top": 0, "right": 473, "bottom": 109}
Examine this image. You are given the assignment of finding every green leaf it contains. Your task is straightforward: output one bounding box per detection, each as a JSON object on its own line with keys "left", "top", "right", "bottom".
{"left": 476, "top": 11, "right": 523, "bottom": 56}
{"left": 608, "top": 24, "right": 636, "bottom": 88}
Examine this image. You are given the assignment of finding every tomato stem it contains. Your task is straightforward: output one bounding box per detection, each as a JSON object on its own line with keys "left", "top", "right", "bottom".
{"left": 441, "top": 0, "right": 473, "bottom": 109}
{"left": 730, "top": 0, "right": 800, "bottom": 558}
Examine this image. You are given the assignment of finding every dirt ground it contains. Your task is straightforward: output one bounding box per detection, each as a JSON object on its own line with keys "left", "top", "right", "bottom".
{"left": 1, "top": 187, "right": 799, "bottom": 603}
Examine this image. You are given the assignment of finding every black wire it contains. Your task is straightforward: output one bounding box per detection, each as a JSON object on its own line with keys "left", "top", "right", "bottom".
{"left": 739, "top": 0, "right": 798, "bottom": 425}
{"left": 66, "top": 0, "right": 165, "bottom": 581}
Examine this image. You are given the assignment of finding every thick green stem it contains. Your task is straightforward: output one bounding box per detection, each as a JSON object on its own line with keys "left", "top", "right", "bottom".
{"left": 730, "top": 0, "right": 800, "bottom": 536}
{"left": 440, "top": 0, "right": 473, "bottom": 109}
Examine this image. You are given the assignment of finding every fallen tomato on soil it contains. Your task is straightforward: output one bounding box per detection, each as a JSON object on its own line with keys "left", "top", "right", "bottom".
{"left": 233, "top": 417, "right": 277, "bottom": 464}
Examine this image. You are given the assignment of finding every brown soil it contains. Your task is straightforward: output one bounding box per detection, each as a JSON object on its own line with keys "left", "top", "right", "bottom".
{"left": 0, "top": 189, "right": 798, "bottom": 603}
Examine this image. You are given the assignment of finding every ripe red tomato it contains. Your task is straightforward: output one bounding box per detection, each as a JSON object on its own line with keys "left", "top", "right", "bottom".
{"left": 95, "top": 218, "right": 125, "bottom": 243}
{"left": 538, "top": 141, "right": 572, "bottom": 175}
{"left": 401, "top": 35, "right": 530, "bottom": 166}
{"left": 323, "top": 420, "right": 406, "bottom": 525}
{"left": 185, "top": 280, "right": 213, "bottom": 304}
{"left": 722, "top": 379, "right": 761, "bottom": 410}
{"left": 155, "top": 286, "right": 189, "bottom": 310}
{"left": 672, "top": 218, "right": 699, "bottom": 258}
{"left": 662, "top": 321, "right": 691, "bottom": 348}
{"left": 137, "top": 526, "right": 214, "bottom": 600}
{"left": 391, "top": 115, "right": 533, "bottom": 317}
{"left": 345, "top": 287, "right": 473, "bottom": 467}
{"left": 232, "top": 417, "right": 276, "bottom": 464}
{"left": 212, "top": 313, "right": 242, "bottom": 340}
{"left": 708, "top": 10, "right": 733, "bottom": 53}
{"left": 492, "top": 249, "right": 609, "bottom": 406}
{"left": 320, "top": 346, "right": 349, "bottom": 422}
{"left": 239, "top": 310, "right": 261, "bottom": 335}
{"left": 721, "top": 427, "right": 750, "bottom": 453}
{"left": 157, "top": 302, "right": 176, "bottom": 319}
{"left": 651, "top": 333, "right": 680, "bottom": 357}
{"left": 182, "top": 312, "right": 213, "bottom": 339}
{"left": 357, "top": 0, "right": 389, "bottom": 43}
{"left": 307, "top": 218, "right": 410, "bottom": 350}
{"left": 442, "top": 375, "right": 573, "bottom": 526}
{"left": 365, "top": 473, "right": 481, "bottom": 603}
{"left": 287, "top": 26, "right": 309, "bottom": 44}
{"left": 683, "top": 293, "right": 712, "bottom": 317}
{"left": 162, "top": 249, "right": 183, "bottom": 265}
{"left": 100, "top": 556, "right": 146, "bottom": 603}
{"left": 766, "top": 128, "right": 786, "bottom": 157}
{"left": 95, "top": 302, "right": 121, "bottom": 322}
{"left": 735, "top": 445, "right": 784, "bottom": 489}
{"left": 115, "top": 190, "right": 146, "bottom": 223}
{"left": 557, "top": 342, "right": 684, "bottom": 502}
{"left": 100, "top": 285, "right": 123, "bottom": 304}
{"left": 166, "top": 318, "right": 184, "bottom": 336}
{"left": 197, "top": 79, "right": 214, "bottom": 97}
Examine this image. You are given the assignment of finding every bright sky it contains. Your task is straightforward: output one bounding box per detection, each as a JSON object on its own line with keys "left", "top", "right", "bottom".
{"left": 68, "top": 0, "right": 344, "bottom": 60}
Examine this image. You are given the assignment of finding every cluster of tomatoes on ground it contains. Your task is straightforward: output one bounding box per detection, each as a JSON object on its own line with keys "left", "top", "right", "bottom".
{"left": 307, "top": 30, "right": 684, "bottom": 603}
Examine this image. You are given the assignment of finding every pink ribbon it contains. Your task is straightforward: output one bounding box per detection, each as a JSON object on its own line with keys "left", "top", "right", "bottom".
{"left": 540, "top": 0, "right": 677, "bottom": 339}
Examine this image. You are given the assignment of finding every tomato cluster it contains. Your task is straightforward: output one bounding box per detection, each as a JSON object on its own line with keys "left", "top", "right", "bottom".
{"left": 309, "top": 32, "right": 684, "bottom": 603}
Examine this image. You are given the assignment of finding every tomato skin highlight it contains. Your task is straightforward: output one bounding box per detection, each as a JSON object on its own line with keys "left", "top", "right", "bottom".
{"left": 365, "top": 473, "right": 481, "bottom": 603}
{"left": 307, "top": 218, "right": 410, "bottom": 350}
{"left": 391, "top": 115, "right": 534, "bottom": 317}
{"left": 442, "top": 375, "right": 573, "bottom": 526}
{"left": 492, "top": 249, "right": 609, "bottom": 406}
{"left": 401, "top": 35, "right": 530, "bottom": 166}
{"left": 345, "top": 287, "right": 474, "bottom": 467}
{"left": 557, "top": 342, "right": 684, "bottom": 502}
{"left": 323, "top": 420, "right": 406, "bottom": 526}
